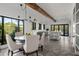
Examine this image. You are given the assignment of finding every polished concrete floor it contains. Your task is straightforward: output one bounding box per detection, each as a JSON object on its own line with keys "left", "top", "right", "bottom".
{"left": 43, "top": 36, "right": 75, "bottom": 56}
{"left": 0, "top": 36, "right": 78, "bottom": 56}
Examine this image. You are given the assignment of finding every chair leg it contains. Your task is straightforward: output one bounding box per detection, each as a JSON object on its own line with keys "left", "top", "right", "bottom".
{"left": 36, "top": 50, "right": 38, "bottom": 56}
{"left": 23, "top": 50, "right": 25, "bottom": 55}
{"left": 8, "top": 49, "right": 10, "bottom": 56}
{"left": 25, "top": 53, "right": 28, "bottom": 56}
{"left": 11, "top": 51, "right": 13, "bottom": 56}
{"left": 41, "top": 45, "right": 43, "bottom": 51}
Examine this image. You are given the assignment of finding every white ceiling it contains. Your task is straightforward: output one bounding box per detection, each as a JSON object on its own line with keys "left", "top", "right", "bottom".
{"left": 37, "top": 3, "right": 75, "bottom": 23}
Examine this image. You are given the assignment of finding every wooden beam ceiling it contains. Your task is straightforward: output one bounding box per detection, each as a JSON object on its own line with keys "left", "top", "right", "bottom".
{"left": 25, "top": 3, "right": 56, "bottom": 22}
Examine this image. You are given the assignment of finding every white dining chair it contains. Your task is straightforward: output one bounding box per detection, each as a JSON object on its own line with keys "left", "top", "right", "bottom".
{"left": 23, "top": 35, "right": 39, "bottom": 56}
{"left": 39, "top": 33, "right": 45, "bottom": 51}
{"left": 6, "top": 34, "right": 22, "bottom": 56}
{"left": 15, "top": 32, "right": 23, "bottom": 36}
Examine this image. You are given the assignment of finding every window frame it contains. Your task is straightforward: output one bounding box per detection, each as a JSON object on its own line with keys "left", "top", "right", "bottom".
{"left": 0, "top": 15, "right": 24, "bottom": 45}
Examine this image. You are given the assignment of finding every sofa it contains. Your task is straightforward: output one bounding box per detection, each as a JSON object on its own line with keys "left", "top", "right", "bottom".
{"left": 49, "top": 31, "right": 61, "bottom": 40}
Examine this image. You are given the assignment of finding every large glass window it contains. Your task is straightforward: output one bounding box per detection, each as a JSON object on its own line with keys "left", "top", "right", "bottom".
{"left": 0, "top": 16, "right": 24, "bottom": 45}
{"left": 4, "top": 18, "right": 18, "bottom": 41}
{"left": 0, "top": 17, "right": 2, "bottom": 44}
{"left": 64, "top": 24, "right": 69, "bottom": 36}
{"left": 12, "top": 19, "right": 18, "bottom": 32}
{"left": 50, "top": 24, "right": 69, "bottom": 36}
{"left": 4, "top": 18, "right": 12, "bottom": 34}
{"left": 11, "top": 19, "right": 18, "bottom": 40}
{"left": 51, "top": 25, "right": 55, "bottom": 31}
{"left": 19, "top": 20, "right": 24, "bottom": 32}
{"left": 55, "top": 25, "right": 58, "bottom": 31}
{"left": 32, "top": 22, "right": 36, "bottom": 30}
{"left": 59, "top": 25, "right": 64, "bottom": 35}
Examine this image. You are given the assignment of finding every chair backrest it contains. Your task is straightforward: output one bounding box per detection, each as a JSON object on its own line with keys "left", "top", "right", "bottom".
{"left": 40, "top": 33, "right": 45, "bottom": 45}
{"left": 15, "top": 32, "right": 23, "bottom": 36}
{"left": 6, "top": 34, "right": 16, "bottom": 51}
{"left": 49, "top": 31, "right": 59, "bottom": 36}
{"left": 24, "top": 35, "right": 39, "bottom": 53}
{"left": 41, "top": 33, "right": 45, "bottom": 39}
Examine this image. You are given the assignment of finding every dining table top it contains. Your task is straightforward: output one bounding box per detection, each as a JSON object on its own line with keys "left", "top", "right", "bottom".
{"left": 14, "top": 35, "right": 25, "bottom": 40}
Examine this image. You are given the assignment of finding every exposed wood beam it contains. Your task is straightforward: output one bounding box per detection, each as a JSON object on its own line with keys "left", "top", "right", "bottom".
{"left": 25, "top": 3, "right": 56, "bottom": 22}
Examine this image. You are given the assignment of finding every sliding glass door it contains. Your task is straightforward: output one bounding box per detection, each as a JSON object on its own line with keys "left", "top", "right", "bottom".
{"left": 4, "top": 18, "right": 12, "bottom": 35}
{"left": 0, "top": 16, "right": 24, "bottom": 45}
{"left": 51, "top": 24, "right": 69, "bottom": 36}
{"left": 64, "top": 24, "right": 69, "bottom": 36}
{"left": 11, "top": 19, "right": 18, "bottom": 40}
{"left": 19, "top": 20, "right": 24, "bottom": 33}
{"left": 4, "top": 18, "right": 18, "bottom": 41}
{"left": 54, "top": 25, "right": 58, "bottom": 32}
{"left": 59, "top": 25, "right": 64, "bottom": 35}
